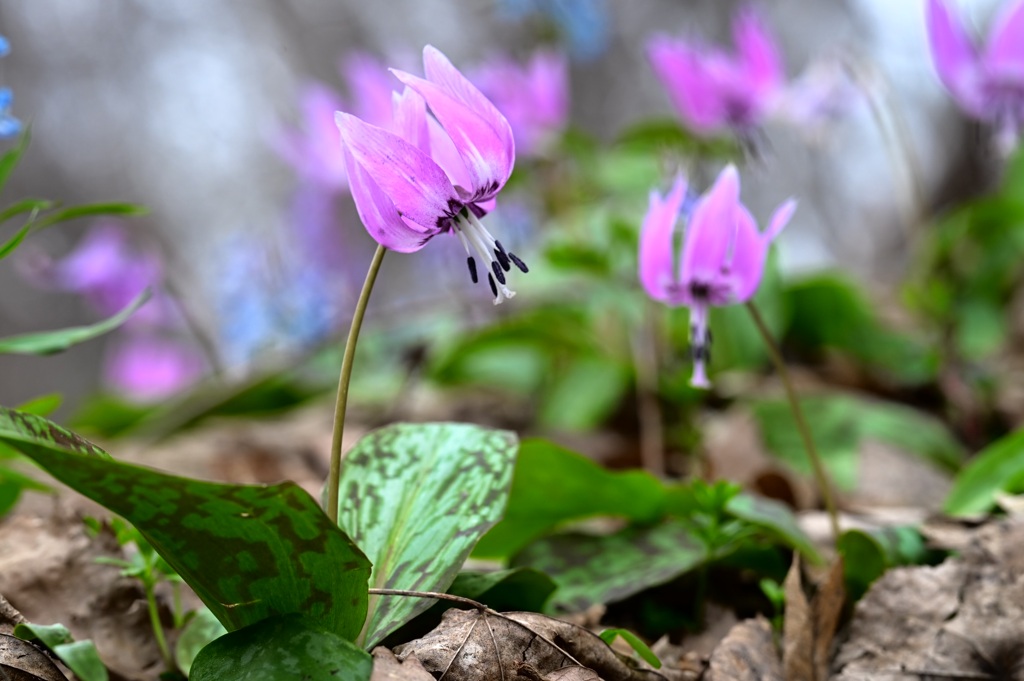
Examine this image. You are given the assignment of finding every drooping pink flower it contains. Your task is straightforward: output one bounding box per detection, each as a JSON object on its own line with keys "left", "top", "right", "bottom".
{"left": 647, "top": 7, "right": 784, "bottom": 137}
{"left": 471, "top": 49, "right": 569, "bottom": 155}
{"left": 639, "top": 165, "right": 795, "bottom": 388}
{"left": 274, "top": 53, "right": 399, "bottom": 190}
{"left": 926, "top": 0, "right": 1024, "bottom": 153}
{"left": 336, "top": 45, "right": 529, "bottom": 304}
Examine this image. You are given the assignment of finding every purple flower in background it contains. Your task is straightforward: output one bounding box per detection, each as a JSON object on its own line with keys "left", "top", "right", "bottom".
{"left": 274, "top": 53, "right": 398, "bottom": 190}
{"left": 0, "top": 35, "right": 21, "bottom": 139}
{"left": 926, "top": 0, "right": 1024, "bottom": 153}
{"left": 647, "top": 7, "right": 784, "bottom": 138}
{"left": 336, "top": 45, "right": 529, "bottom": 304}
{"left": 104, "top": 334, "right": 205, "bottom": 402}
{"left": 471, "top": 50, "right": 569, "bottom": 156}
{"left": 639, "top": 165, "right": 795, "bottom": 388}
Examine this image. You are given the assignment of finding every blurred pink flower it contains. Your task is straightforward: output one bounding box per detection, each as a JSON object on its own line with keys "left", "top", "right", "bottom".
{"left": 647, "top": 7, "right": 783, "bottom": 137}
{"left": 274, "top": 52, "right": 399, "bottom": 190}
{"left": 471, "top": 50, "right": 569, "bottom": 155}
{"left": 104, "top": 334, "right": 206, "bottom": 402}
{"left": 926, "top": 0, "right": 1024, "bottom": 153}
{"left": 336, "top": 45, "right": 529, "bottom": 304}
{"left": 639, "top": 165, "right": 795, "bottom": 388}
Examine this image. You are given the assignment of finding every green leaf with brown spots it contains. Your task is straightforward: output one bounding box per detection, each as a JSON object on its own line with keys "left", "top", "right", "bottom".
{"left": 0, "top": 407, "right": 371, "bottom": 639}
{"left": 333, "top": 422, "right": 518, "bottom": 648}
{"left": 511, "top": 519, "right": 708, "bottom": 613}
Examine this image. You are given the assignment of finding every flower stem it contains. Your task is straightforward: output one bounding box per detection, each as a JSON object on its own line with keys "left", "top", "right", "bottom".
{"left": 327, "top": 244, "right": 387, "bottom": 524}
{"left": 144, "top": 581, "right": 174, "bottom": 672}
{"left": 745, "top": 301, "right": 840, "bottom": 542}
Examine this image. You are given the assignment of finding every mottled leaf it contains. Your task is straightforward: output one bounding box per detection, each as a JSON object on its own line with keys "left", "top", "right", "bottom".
{"left": 189, "top": 614, "right": 372, "bottom": 681}
{"left": 0, "top": 407, "right": 371, "bottom": 638}
{"left": 512, "top": 519, "right": 708, "bottom": 612}
{"left": 725, "top": 493, "right": 821, "bottom": 562}
{"left": 476, "top": 438, "right": 667, "bottom": 559}
{"left": 0, "top": 289, "right": 151, "bottom": 355}
{"left": 335, "top": 423, "right": 518, "bottom": 648}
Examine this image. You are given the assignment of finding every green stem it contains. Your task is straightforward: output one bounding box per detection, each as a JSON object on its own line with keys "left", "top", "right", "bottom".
{"left": 327, "top": 244, "right": 387, "bottom": 524}
{"left": 745, "top": 302, "right": 840, "bottom": 542}
{"left": 144, "top": 581, "right": 174, "bottom": 671}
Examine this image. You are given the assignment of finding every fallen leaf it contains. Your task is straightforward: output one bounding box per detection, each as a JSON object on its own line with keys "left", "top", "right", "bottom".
{"left": 0, "top": 633, "right": 67, "bottom": 681}
{"left": 370, "top": 647, "right": 435, "bottom": 681}
{"left": 782, "top": 556, "right": 844, "bottom": 681}
{"left": 703, "top": 617, "right": 781, "bottom": 681}
{"left": 393, "top": 609, "right": 669, "bottom": 681}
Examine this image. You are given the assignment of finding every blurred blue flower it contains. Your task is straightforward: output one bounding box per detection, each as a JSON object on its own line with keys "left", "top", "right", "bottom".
{"left": 0, "top": 36, "right": 19, "bottom": 138}
{"left": 496, "top": 0, "right": 609, "bottom": 61}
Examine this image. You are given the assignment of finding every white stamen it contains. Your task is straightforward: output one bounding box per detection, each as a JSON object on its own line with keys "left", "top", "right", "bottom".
{"left": 455, "top": 212, "right": 516, "bottom": 304}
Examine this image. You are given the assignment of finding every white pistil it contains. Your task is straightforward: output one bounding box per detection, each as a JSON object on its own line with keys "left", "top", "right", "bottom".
{"left": 455, "top": 212, "right": 516, "bottom": 304}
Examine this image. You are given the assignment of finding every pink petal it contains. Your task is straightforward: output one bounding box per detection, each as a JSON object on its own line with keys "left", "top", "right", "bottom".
{"left": 639, "top": 174, "right": 687, "bottom": 304}
{"left": 647, "top": 36, "right": 725, "bottom": 134}
{"left": 391, "top": 68, "right": 513, "bottom": 200}
{"left": 985, "top": 0, "right": 1024, "bottom": 80}
{"left": 341, "top": 52, "right": 399, "bottom": 128}
{"left": 733, "top": 7, "right": 783, "bottom": 96}
{"left": 427, "top": 116, "right": 472, "bottom": 190}
{"left": 926, "top": 0, "right": 985, "bottom": 115}
{"left": 679, "top": 164, "right": 741, "bottom": 296}
{"left": 392, "top": 87, "right": 430, "bottom": 154}
{"left": 343, "top": 146, "right": 438, "bottom": 253}
{"left": 725, "top": 206, "right": 769, "bottom": 303}
{"left": 335, "top": 112, "right": 460, "bottom": 232}
{"left": 421, "top": 46, "right": 515, "bottom": 163}
{"left": 104, "top": 335, "right": 205, "bottom": 402}
{"left": 273, "top": 84, "right": 348, "bottom": 189}
{"left": 764, "top": 198, "right": 797, "bottom": 241}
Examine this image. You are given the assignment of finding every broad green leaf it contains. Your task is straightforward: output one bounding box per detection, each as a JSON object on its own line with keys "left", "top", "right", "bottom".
{"left": 538, "top": 354, "right": 631, "bottom": 431}
{"left": 784, "top": 274, "right": 937, "bottom": 384}
{"left": 838, "top": 526, "right": 926, "bottom": 600}
{"left": 475, "top": 439, "right": 667, "bottom": 559}
{"left": 17, "top": 393, "right": 62, "bottom": 416}
{"left": 512, "top": 519, "right": 708, "bottom": 612}
{"left": 189, "top": 614, "right": 372, "bottom": 681}
{"left": 175, "top": 608, "right": 227, "bottom": 677}
{"left": 0, "top": 289, "right": 151, "bottom": 355}
{"left": 335, "top": 423, "right": 518, "bottom": 648}
{"left": 724, "top": 493, "right": 822, "bottom": 563}
{"left": 945, "top": 427, "right": 1024, "bottom": 516}
{"left": 752, "top": 394, "right": 964, "bottom": 490}
{"left": 0, "top": 407, "right": 371, "bottom": 638}
{"left": 0, "top": 128, "right": 30, "bottom": 191}
{"left": 14, "top": 622, "right": 108, "bottom": 681}
{"left": 599, "top": 628, "right": 661, "bottom": 668}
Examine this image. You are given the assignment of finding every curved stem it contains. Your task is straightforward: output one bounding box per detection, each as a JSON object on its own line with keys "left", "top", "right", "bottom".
{"left": 327, "top": 244, "right": 387, "bottom": 524}
{"left": 144, "top": 581, "right": 173, "bottom": 671}
{"left": 368, "top": 588, "right": 488, "bottom": 611}
{"left": 745, "top": 301, "right": 840, "bottom": 542}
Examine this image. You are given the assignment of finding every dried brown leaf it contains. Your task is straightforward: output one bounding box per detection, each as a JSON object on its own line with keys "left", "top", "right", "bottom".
{"left": 0, "top": 633, "right": 67, "bottom": 681}
{"left": 783, "top": 556, "right": 845, "bottom": 681}
{"left": 371, "top": 647, "right": 435, "bottom": 681}
{"left": 393, "top": 609, "right": 668, "bottom": 681}
{"left": 704, "top": 616, "right": 782, "bottom": 681}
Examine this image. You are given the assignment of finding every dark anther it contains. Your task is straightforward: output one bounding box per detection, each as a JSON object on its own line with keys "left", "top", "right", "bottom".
{"left": 467, "top": 256, "right": 478, "bottom": 284}
{"left": 488, "top": 273, "right": 498, "bottom": 297}
{"left": 491, "top": 260, "right": 507, "bottom": 285}
{"left": 508, "top": 252, "right": 529, "bottom": 273}
{"left": 494, "top": 247, "right": 511, "bottom": 272}
{"left": 690, "top": 282, "right": 711, "bottom": 298}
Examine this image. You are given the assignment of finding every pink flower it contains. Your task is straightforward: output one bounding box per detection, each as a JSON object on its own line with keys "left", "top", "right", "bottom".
{"left": 274, "top": 53, "right": 398, "bottom": 190}
{"left": 926, "top": 0, "right": 1024, "bottom": 153}
{"left": 336, "top": 45, "right": 528, "bottom": 304}
{"left": 647, "top": 7, "right": 783, "bottom": 137}
{"left": 471, "top": 50, "right": 569, "bottom": 155}
{"left": 104, "top": 334, "right": 206, "bottom": 402}
{"left": 639, "top": 165, "right": 795, "bottom": 388}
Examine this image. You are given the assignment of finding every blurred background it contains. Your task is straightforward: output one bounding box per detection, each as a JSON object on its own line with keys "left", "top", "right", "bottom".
{"left": 0, "top": 0, "right": 1004, "bottom": 412}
